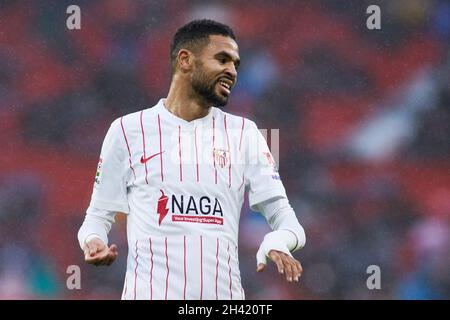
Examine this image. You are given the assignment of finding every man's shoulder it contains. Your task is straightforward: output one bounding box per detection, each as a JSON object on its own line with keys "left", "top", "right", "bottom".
{"left": 111, "top": 102, "right": 160, "bottom": 128}
{"left": 212, "top": 108, "right": 258, "bottom": 129}
{"left": 123, "top": 103, "right": 160, "bottom": 121}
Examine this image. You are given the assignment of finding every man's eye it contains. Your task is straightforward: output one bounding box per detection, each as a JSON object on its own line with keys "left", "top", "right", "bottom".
{"left": 219, "top": 58, "right": 226, "bottom": 64}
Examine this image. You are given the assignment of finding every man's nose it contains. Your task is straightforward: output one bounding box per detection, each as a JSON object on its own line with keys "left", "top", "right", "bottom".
{"left": 225, "top": 64, "right": 237, "bottom": 81}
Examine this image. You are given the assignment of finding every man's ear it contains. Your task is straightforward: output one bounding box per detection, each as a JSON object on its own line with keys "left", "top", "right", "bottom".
{"left": 177, "top": 49, "right": 194, "bottom": 73}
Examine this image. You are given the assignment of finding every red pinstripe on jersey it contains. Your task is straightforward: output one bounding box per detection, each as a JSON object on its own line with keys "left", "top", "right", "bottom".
{"left": 194, "top": 127, "right": 199, "bottom": 182}
{"left": 183, "top": 235, "right": 187, "bottom": 300}
{"left": 158, "top": 114, "right": 164, "bottom": 182}
{"left": 239, "top": 117, "right": 245, "bottom": 151}
{"left": 120, "top": 117, "right": 137, "bottom": 183}
{"left": 239, "top": 117, "right": 246, "bottom": 191}
{"left": 224, "top": 115, "right": 231, "bottom": 188}
{"left": 227, "top": 242, "right": 233, "bottom": 299}
{"left": 140, "top": 111, "right": 149, "bottom": 184}
{"left": 215, "top": 238, "right": 219, "bottom": 300}
{"left": 165, "top": 237, "right": 169, "bottom": 300}
{"left": 200, "top": 235, "right": 203, "bottom": 300}
{"left": 178, "top": 125, "right": 183, "bottom": 182}
{"left": 212, "top": 117, "right": 217, "bottom": 184}
{"left": 235, "top": 245, "right": 244, "bottom": 300}
{"left": 149, "top": 238, "right": 153, "bottom": 300}
{"left": 133, "top": 240, "right": 139, "bottom": 300}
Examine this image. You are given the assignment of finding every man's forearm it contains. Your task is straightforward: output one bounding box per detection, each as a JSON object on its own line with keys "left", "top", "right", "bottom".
{"left": 255, "top": 197, "right": 306, "bottom": 252}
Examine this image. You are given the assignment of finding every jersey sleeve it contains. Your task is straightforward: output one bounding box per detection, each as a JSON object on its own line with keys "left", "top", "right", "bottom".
{"left": 244, "top": 121, "right": 288, "bottom": 211}
{"left": 88, "top": 118, "right": 131, "bottom": 214}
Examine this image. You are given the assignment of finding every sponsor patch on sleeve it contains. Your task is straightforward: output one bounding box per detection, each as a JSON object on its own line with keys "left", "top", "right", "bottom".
{"left": 94, "top": 157, "right": 103, "bottom": 187}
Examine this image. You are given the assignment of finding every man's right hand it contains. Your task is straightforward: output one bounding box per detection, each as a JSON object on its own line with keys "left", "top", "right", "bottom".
{"left": 83, "top": 238, "right": 118, "bottom": 266}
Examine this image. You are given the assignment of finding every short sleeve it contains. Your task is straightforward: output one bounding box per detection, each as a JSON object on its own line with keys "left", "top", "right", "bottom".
{"left": 244, "top": 121, "right": 287, "bottom": 211}
{"left": 88, "top": 118, "right": 130, "bottom": 213}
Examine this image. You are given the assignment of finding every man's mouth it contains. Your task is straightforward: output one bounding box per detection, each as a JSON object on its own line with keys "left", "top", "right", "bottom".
{"left": 217, "top": 78, "right": 233, "bottom": 95}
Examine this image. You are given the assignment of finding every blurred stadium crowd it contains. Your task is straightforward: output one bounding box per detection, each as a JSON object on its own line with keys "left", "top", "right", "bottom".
{"left": 0, "top": 0, "right": 449, "bottom": 299}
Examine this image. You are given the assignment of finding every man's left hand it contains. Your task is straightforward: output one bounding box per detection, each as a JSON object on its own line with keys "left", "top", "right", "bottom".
{"left": 256, "top": 250, "right": 303, "bottom": 283}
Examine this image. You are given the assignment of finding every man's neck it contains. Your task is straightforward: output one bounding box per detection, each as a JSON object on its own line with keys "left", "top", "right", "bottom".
{"left": 164, "top": 79, "right": 211, "bottom": 122}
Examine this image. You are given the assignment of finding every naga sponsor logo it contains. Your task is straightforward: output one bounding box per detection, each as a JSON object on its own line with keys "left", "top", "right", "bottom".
{"left": 156, "top": 190, "right": 169, "bottom": 225}
{"left": 156, "top": 190, "right": 224, "bottom": 225}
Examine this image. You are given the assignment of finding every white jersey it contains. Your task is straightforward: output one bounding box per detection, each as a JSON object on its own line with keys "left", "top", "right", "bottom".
{"left": 88, "top": 98, "right": 288, "bottom": 300}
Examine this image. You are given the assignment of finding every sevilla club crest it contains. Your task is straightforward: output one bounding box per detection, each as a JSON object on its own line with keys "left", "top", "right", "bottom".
{"left": 214, "top": 148, "right": 230, "bottom": 168}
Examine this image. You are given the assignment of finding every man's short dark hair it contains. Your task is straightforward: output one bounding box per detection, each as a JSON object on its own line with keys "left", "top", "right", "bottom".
{"left": 170, "top": 19, "right": 236, "bottom": 72}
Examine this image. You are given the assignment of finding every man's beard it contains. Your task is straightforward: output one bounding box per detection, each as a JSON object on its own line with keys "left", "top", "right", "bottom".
{"left": 191, "top": 65, "right": 229, "bottom": 107}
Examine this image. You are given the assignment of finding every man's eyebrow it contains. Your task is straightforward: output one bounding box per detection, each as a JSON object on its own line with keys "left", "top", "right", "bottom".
{"left": 215, "top": 51, "right": 241, "bottom": 67}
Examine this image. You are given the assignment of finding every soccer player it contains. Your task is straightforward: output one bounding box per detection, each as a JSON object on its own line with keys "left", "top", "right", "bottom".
{"left": 77, "top": 19, "right": 306, "bottom": 300}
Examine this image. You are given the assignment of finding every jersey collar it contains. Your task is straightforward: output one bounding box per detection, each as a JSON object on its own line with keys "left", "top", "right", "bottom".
{"left": 156, "top": 98, "right": 215, "bottom": 127}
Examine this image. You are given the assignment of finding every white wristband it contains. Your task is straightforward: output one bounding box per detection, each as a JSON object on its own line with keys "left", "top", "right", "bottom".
{"left": 84, "top": 234, "right": 104, "bottom": 246}
{"left": 256, "top": 230, "right": 294, "bottom": 266}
